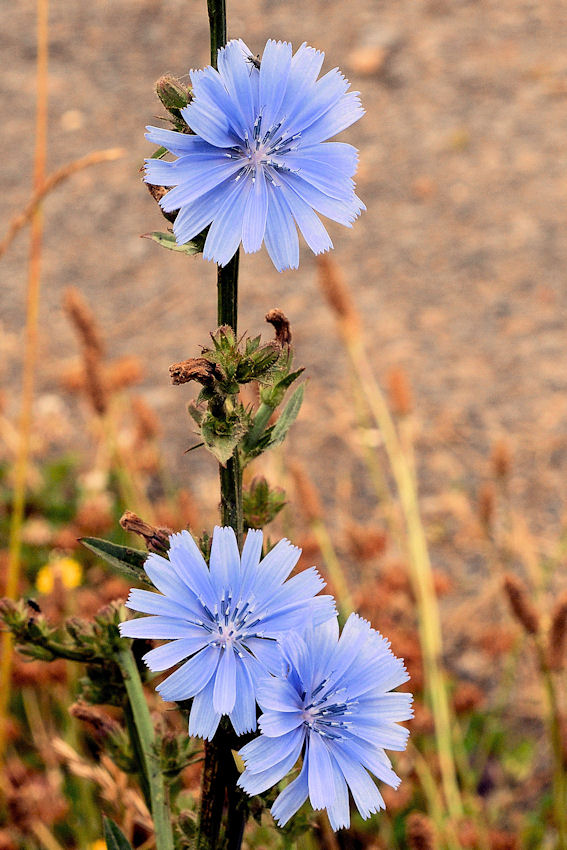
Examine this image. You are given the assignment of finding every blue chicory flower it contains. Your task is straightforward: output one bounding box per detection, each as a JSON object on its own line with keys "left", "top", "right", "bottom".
{"left": 119, "top": 526, "right": 335, "bottom": 739}
{"left": 144, "top": 38, "right": 365, "bottom": 271}
{"left": 237, "top": 614, "right": 412, "bottom": 830}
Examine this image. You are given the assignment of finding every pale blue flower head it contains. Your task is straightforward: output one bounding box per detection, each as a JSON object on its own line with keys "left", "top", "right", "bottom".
{"left": 237, "top": 614, "right": 412, "bottom": 831}
{"left": 145, "top": 38, "right": 365, "bottom": 271}
{"left": 119, "top": 527, "right": 335, "bottom": 740}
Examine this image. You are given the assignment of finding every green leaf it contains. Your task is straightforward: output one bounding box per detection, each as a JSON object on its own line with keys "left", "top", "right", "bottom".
{"left": 267, "top": 383, "right": 304, "bottom": 449}
{"left": 201, "top": 415, "right": 245, "bottom": 466}
{"left": 260, "top": 367, "right": 304, "bottom": 407}
{"left": 142, "top": 230, "right": 206, "bottom": 255}
{"left": 80, "top": 538, "right": 152, "bottom": 585}
{"left": 150, "top": 146, "right": 168, "bottom": 160}
{"left": 103, "top": 817, "right": 134, "bottom": 850}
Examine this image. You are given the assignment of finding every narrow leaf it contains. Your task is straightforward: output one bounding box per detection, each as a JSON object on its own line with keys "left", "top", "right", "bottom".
{"left": 142, "top": 230, "right": 205, "bottom": 255}
{"left": 103, "top": 817, "right": 134, "bottom": 850}
{"left": 150, "top": 145, "right": 168, "bottom": 160}
{"left": 80, "top": 538, "right": 152, "bottom": 585}
{"left": 267, "top": 384, "right": 305, "bottom": 449}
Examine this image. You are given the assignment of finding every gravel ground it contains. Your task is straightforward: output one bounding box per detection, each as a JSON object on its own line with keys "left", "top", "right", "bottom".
{"left": 3, "top": 0, "right": 567, "bottom": 586}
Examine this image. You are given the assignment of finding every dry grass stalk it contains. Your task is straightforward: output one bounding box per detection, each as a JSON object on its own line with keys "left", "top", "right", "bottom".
{"left": 0, "top": 0, "right": 50, "bottom": 761}
{"left": 52, "top": 738, "right": 152, "bottom": 830}
{"left": 503, "top": 574, "right": 540, "bottom": 635}
{"left": 387, "top": 367, "right": 413, "bottom": 417}
{"left": 548, "top": 592, "right": 567, "bottom": 671}
{"left": 0, "top": 148, "right": 125, "bottom": 261}
{"left": 64, "top": 286, "right": 108, "bottom": 415}
{"left": 316, "top": 255, "right": 360, "bottom": 336}
{"left": 63, "top": 287, "right": 105, "bottom": 357}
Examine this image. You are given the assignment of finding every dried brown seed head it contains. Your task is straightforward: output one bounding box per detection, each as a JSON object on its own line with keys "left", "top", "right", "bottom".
{"left": 503, "top": 574, "right": 539, "bottom": 635}
{"left": 548, "top": 592, "right": 567, "bottom": 671}
{"left": 169, "top": 357, "right": 221, "bottom": 386}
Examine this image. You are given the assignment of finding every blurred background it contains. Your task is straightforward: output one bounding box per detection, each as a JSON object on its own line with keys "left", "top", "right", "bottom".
{"left": 2, "top": 0, "right": 567, "bottom": 847}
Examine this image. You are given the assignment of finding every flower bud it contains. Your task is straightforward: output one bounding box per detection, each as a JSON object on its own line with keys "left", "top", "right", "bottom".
{"left": 155, "top": 75, "right": 191, "bottom": 114}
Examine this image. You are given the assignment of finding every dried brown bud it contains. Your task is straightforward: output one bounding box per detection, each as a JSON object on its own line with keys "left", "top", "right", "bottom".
{"left": 387, "top": 367, "right": 413, "bottom": 416}
{"left": 69, "top": 701, "right": 120, "bottom": 740}
{"left": 169, "top": 357, "right": 221, "bottom": 386}
{"left": 316, "top": 255, "right": 359, "bottom": 335}
{"left": 145, "top": 183, "right": 177, "bottom": 223}
{"left": 63, "top": 287, "right": 104, "bottom": 357}
{"left": 406, "top": 812, "right": 437, "bottom": 850}
{"left": 503, "top": 574, "right": 539, "bottom": 635}
{"left": 119, "top": 510, "right": 172, "bottom": 555}
{"left": 548, "top": 592, "right": 567, "bottom": 671}
{"left": 265, "top": 308, "right": 292, "bottom": 346}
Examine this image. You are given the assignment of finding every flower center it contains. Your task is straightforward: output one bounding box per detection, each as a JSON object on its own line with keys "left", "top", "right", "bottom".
{"left": 302, "top": 681, "right": 357, "bottom": 739}
{"left": 226, "top": 114, "right": 302, "bottom": 181}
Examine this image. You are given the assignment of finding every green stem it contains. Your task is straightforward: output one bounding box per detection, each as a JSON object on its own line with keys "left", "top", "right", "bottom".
{"left": 117, "top": 646, "right": 174, "bottom": 850}
{"left": 536, "top": 639, "right": 567, "bottom": 850}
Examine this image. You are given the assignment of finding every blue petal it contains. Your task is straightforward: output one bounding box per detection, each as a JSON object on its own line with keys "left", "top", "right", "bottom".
{"left": 143, "top": 553, "right": 197, "bottom": 605}
{"left": 254, "top": 539, "right": 301, "bottom": 601}
{"left": 189, "top": 675, "right": 221, "bottom": 740}
{"left": 289, "top": 68, "right": 350, "bottom": 137}
{"left": 172, "top": 177, "right": 232, "bottom": 245}
{"left": 126, "top": 589, "right": 198, "bottom": 620}
{"left": 331, "top": 746, "right": 384, "bottom": 820}
{"left": 203, "top": 176, "right": 251, "bottom": 266}
{"left": 213, "top": 646, "right": 237, "bottom": 714}
{"left": 264, "top": 185, "right": 299, "bottom": 272}
{"left": 279, "top": 43, "right": 324, "bottom": 122}
{"left": 189, "top": 66, "right": 247, "bottom": 141}
{"left": 229, "top": 657, "right": 257, "bottom": 735}
{"left": 299, "top": 91, "right": 365, "bottom": 147}
{"left": 279, "top": 170, "right": 364, "bottom": 227}
{"left": 240, "top": 726, "right": 304, "bottom": 772}
{"left": 266, "top": 567, "right": 325, "bottom": 614}
{"left": 280, "top": 151, "right": 357, "bottom": 201}
{"left": 310, "top": 595, "right": 337, "bottom": 627}
{"left": 259, "top": 40, "right": 292, "bottom": 130}
{"left": 338, "top": 738, "right": 401, "bottom": 788}
{"left": 242, "top": 170, "right": 269, "bottom": 254}
{"left": 217, "top": 40, "right": 256, "bottom": 132}
{"left": 168, "top": 530, "right": 217, "bottom": 610}
{"left": 244, "top": 637, "right": 285, "bottom": 674}
{"left": 308, "top": 732, "right": 334, "bottom": 810}
{"left": 276, "top": 180, "right": 333, "bottom": 255}
{"left": 309, "top": 616, "right": 339, "bottom": 678}
{"left": 237, "top": 727, "right": 304, "bottom": 795}
{"left": 326, "top": 752, "right": 351, "bottom": 830}
{"left": 271, "top": 752, "right": 310, "bottom": 826}
{"left": 259, "top": 709, "right": 304, "bottom": 737}
{"left": 209, "top": 526, "right": 240, "bottom": 596}
{"left": 241, "top": 529, "right": 263, "bottom": 570}
{"left": 145, "top": 126, "right": 211, "bottom": 157}
{"left": 256, "top": 676, "right": 303, "bottom": 712}
{"left": 300, "top": 141, "right": 360, "bottom": 177}
{"left": 119, "top": 615, "right": 200, "bottom": 640}
{"left": 157, "top": 645, "right": 219, "bottom": 701}
{"left": 159, "top": 158, "right": 243, "bottom": 213}
{"left": 142, "top": 636, "right": 210, "bottom": 672}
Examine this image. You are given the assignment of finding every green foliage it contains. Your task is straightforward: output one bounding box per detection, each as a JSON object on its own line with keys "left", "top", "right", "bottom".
{"left": 80, "top": 537, "right": 152, "bottom": 585}
{"left": 266, "top": 384, "right": 304, "bottom": 450}
{"left": 243, "top": 477, "right": 286, "bottom": 530}
{"left": 103, "top": 816, "right": 135, "bottom": 850}
{"left": 143, "top": 230, "right": 207, "bottom": 256}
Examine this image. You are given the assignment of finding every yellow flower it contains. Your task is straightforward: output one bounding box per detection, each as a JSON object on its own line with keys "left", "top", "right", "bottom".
{"left": 36, "top": 557, "right": 83, "bottom": 595}
{"left": 88, "top": 841, "right": 107, "bottom": 850}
